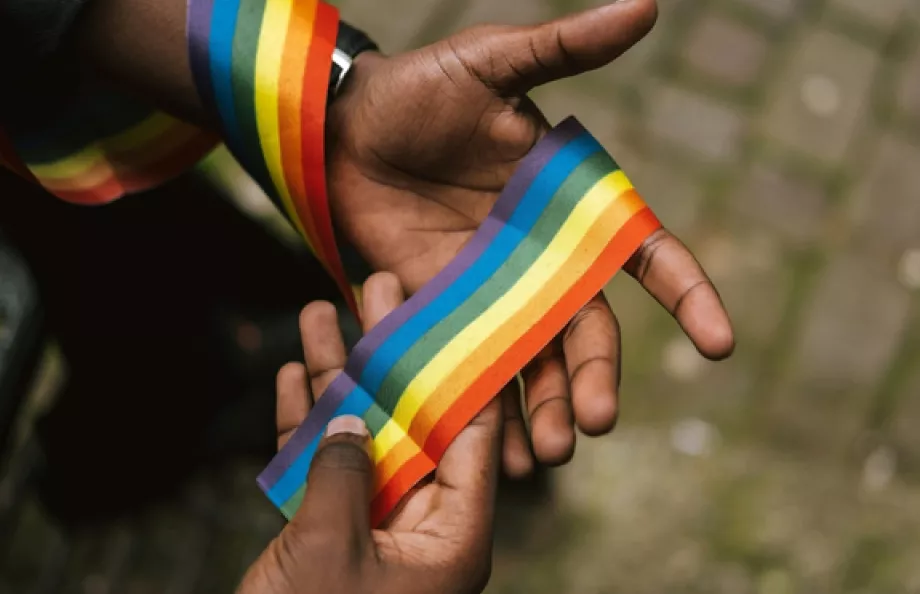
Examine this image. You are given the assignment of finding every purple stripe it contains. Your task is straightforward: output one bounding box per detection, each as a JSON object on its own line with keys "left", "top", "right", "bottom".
{"left": 186, "top": 0, "right": 216, "bottom": 110}
{"left": 257, "top": 372, "right": 356, "bottom": 485}
{"left": 344, "top": 116, "right": 584, "bottom": 377}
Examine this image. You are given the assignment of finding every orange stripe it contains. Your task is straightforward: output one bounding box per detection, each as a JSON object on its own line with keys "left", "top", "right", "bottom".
{"left": 51, "top": 133, "right": 217, "bottom": 205}
{"left": 405, "top": 189, "right": 649, "bottom": 448}
{"left": 370, "top": 450, "right": 435, "bottom": 527}
{"left": 36, "top": 125, "right": 210, "bottom": 191}
{"left": 278, "top": 0, "right": 325, "bottom": 261}
{"left": 373, "top": 436, "right": 422, "bottom": 495}
{"left": 425, "top": 207, "right": 662, "bottom": 461}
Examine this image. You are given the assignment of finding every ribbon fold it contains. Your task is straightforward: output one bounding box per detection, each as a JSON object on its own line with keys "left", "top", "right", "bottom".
{"left": 186, "top": 0, "right": 360, "bottom": 313}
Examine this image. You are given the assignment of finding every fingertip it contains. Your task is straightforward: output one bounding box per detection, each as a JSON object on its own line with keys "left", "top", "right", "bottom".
{"left": 674, "top": 281, "right": 735, "bottom": 360}
{"left": 685, "top": 303, "right": 735, "bottom": 361}
{"left": 698, "top": 323, "right": 736, "bottom": 361}
{"left": 300, "top": 300, "right": 338, "bottom": 330}
{"left": 277, "top": 361, "right": 306, "bottom": 384}
{"left": 502, "top": 438, "right": 534, "bottom": 480}
{"left": 574, "top": 393, "right": 619, "bottom": 437}
{"left": 361, "top": 272, "right": 405, "bottom": 331}
{"left": 362, "top": 271, "right": 403, "bottom": 299}
{"left": 610, "top": 0, "right": 658, "bottom": 35}
{"left": 533, "top": 431, "right": 575, "bottom": 467}
{"left": 531, "top": 403, "right": 576, "bottom": 466}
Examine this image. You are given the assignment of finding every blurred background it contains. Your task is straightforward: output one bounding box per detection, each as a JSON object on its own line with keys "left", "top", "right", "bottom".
{"left": 1, "top": 0, "right": 919, "bottom": 592}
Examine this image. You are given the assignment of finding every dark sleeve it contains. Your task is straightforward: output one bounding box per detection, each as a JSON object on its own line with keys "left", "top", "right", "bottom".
{"left": 0, "top": 0, "right": 89, "bottom": 76}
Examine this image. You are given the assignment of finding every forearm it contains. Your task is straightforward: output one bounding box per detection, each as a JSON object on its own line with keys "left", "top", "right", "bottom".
{"left": 71, "top": 0, "right": 214, "bottom": 130}
{"left": 1, "top": 0, "right": 373, "bottom": 312}
{"left": 82, "top": 0, "right": 379, "bottom": 312}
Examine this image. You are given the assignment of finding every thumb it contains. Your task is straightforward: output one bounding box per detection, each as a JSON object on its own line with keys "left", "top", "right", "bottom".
{"left": 464, "top": 0, "right": 658, "bottom": 93}
{"left": 293, "top": 415, "right": 374, "bottom": 547}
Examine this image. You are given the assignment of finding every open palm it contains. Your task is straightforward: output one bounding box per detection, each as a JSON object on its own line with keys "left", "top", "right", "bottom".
{"left": 326, "top": 0, "right": 733, "bottom": 476}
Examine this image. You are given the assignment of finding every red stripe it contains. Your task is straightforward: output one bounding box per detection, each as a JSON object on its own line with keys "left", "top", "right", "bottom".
{"left": 370, "top": 450, "right": 435, "bottom": 527}
{"left": 50, "top": 133, "right": 217, "bottom": 205}
{"left": 300, "top": 3, "right": 358, "bottom": 315}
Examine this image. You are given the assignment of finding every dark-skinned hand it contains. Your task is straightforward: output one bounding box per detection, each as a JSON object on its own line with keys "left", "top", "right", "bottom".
{"left": 325, "top": 0, "right": 734, "bottom": 477}
{"left": 77, "top": 0, "right": 734, "bottom": 477}
{"left": 238, "top": 273, "right": 502, "bottom": 594}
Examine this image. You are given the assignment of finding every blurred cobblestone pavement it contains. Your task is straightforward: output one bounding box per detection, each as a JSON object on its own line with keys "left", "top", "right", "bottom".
{"left": 3, "top": 0, "right": 920, "bottom": 592}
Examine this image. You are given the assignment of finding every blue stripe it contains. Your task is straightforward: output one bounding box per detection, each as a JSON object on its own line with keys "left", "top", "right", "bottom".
{"left": 208, "top": 0, "right": 244, "bottom": 154}
{"left": 356, "top": 131, "right": 603, "bottom": 394}
{"left": 267, "top": 388, "right": 374, "bottom": 505}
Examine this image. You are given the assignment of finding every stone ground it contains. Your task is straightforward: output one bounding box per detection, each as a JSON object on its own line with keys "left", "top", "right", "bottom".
{"left": 3, "top": 0, "right": 920, "bottom": 592}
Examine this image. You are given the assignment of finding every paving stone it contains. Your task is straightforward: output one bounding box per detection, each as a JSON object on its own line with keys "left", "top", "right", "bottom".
{"left": 849, "top": 134, "right": 920, "bottom": 259}
{"left": 829, "top": 0, "right": 909, "bottom": 30}
{"left": 338, "top": 0, "right": 446, "bottom": 53}
{"left": 730, "top": 162, "right": 829, "bottom": 246}
{"left": 699, "top": 231, "right": 791, "bottom": 346}
{"left": 897, "top": 46, "right": 920, "bottom": 121}
{"left": 892, "top": 367, "right": 920, "bottom": 466}
{"left": 685, "top": 12, "right": 769, "bottom": 86}
{"left": 629, "top": 158, "right": 705, "bottom": 235}
{"left": 531, "top": 82, "right": 632, "bottom": 156}
{"left": 761, "top": 29, "right": 878, "bottom": 163}
{"left": 794, "top": 251, "right": 910, "bottom": 391}
{"left": 646, "top": 83, "right": 747, "bottom": 163}
{"left": 728, "top": 0, "right": 801, "bottom": 20}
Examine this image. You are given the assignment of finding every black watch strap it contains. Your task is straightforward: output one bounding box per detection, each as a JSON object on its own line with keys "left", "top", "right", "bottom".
{"left": 327, "top": 22, "right": 379, "bottom": 104}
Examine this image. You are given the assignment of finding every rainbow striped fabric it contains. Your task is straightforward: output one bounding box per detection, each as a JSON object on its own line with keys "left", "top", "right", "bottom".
{"left": 0, "top": 87, "right": 217, "bottom": 206}
{"left": 187, "top": 0, "right": 358, "bottom": 312}
{"left": 258, "top": 117, "right": 662, "bottom": 526}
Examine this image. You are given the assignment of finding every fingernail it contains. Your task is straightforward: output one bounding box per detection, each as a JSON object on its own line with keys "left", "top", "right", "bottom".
{"left": 326, "top": 415, "right": 368, "bottom": 437}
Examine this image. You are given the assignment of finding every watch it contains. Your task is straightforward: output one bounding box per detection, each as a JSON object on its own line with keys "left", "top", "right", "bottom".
{"left": 327, "top": 22, "right": 379, "bottom": 104}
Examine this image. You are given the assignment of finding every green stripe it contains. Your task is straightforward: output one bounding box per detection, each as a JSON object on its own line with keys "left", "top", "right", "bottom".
{"left": 230, "top": 0, "right": 275, "bottom": 195}
{"left": 375, "top": 151, "right": 618, "bottom": 415}
{"left": 363, "top": 402, "right": 391, "bottom": 436}
{"left": 280, "top": 483, "right": 305, "bottom": 519}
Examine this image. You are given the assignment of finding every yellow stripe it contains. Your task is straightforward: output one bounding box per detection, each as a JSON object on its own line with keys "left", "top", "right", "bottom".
{"left": 374, "top": 414, "right": 409, "bottom": 458}
{"left": 27, "top": 113, "right": 178, "bottom": 179}
{"left": 254, "top": 0, "right": 311, "bottom": 243}
{"left": 368, "top": 170, "right": 636, "bottom": 459}
{"left": 34, "top": 128, "right": 204, "bottom": 191}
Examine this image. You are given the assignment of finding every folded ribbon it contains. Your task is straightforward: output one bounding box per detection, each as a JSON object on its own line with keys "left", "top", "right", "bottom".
{"left": 258, "top": 116, "right": 662, "bottom": 525}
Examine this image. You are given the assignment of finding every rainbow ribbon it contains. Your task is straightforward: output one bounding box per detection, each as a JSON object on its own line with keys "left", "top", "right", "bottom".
{"left": 186, "top": 0, "right": 359, "bottom": 312}
{"left": 258, "top": 117, "right": 662, "bottom": 525}
{"left": 0, "top": 87, "right": 216, "bottom": 206}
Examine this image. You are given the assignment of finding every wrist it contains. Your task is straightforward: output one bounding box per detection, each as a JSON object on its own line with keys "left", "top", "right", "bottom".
{"left": 327, "top": 22, "right": 381, "bottom": 107}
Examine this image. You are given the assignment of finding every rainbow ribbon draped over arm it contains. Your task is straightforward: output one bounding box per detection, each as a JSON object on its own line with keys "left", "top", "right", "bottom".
{"left": 186, "top": 0, "right": 359, "bottom": 313}
{"left": 1, "top": 0, "right": 361, "bottom": 314}
{"left": 0, "top": 88, "right": 217, "bottom": 205}
{"left": 258, "top": 117, "right": 662, "bottom": 526}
